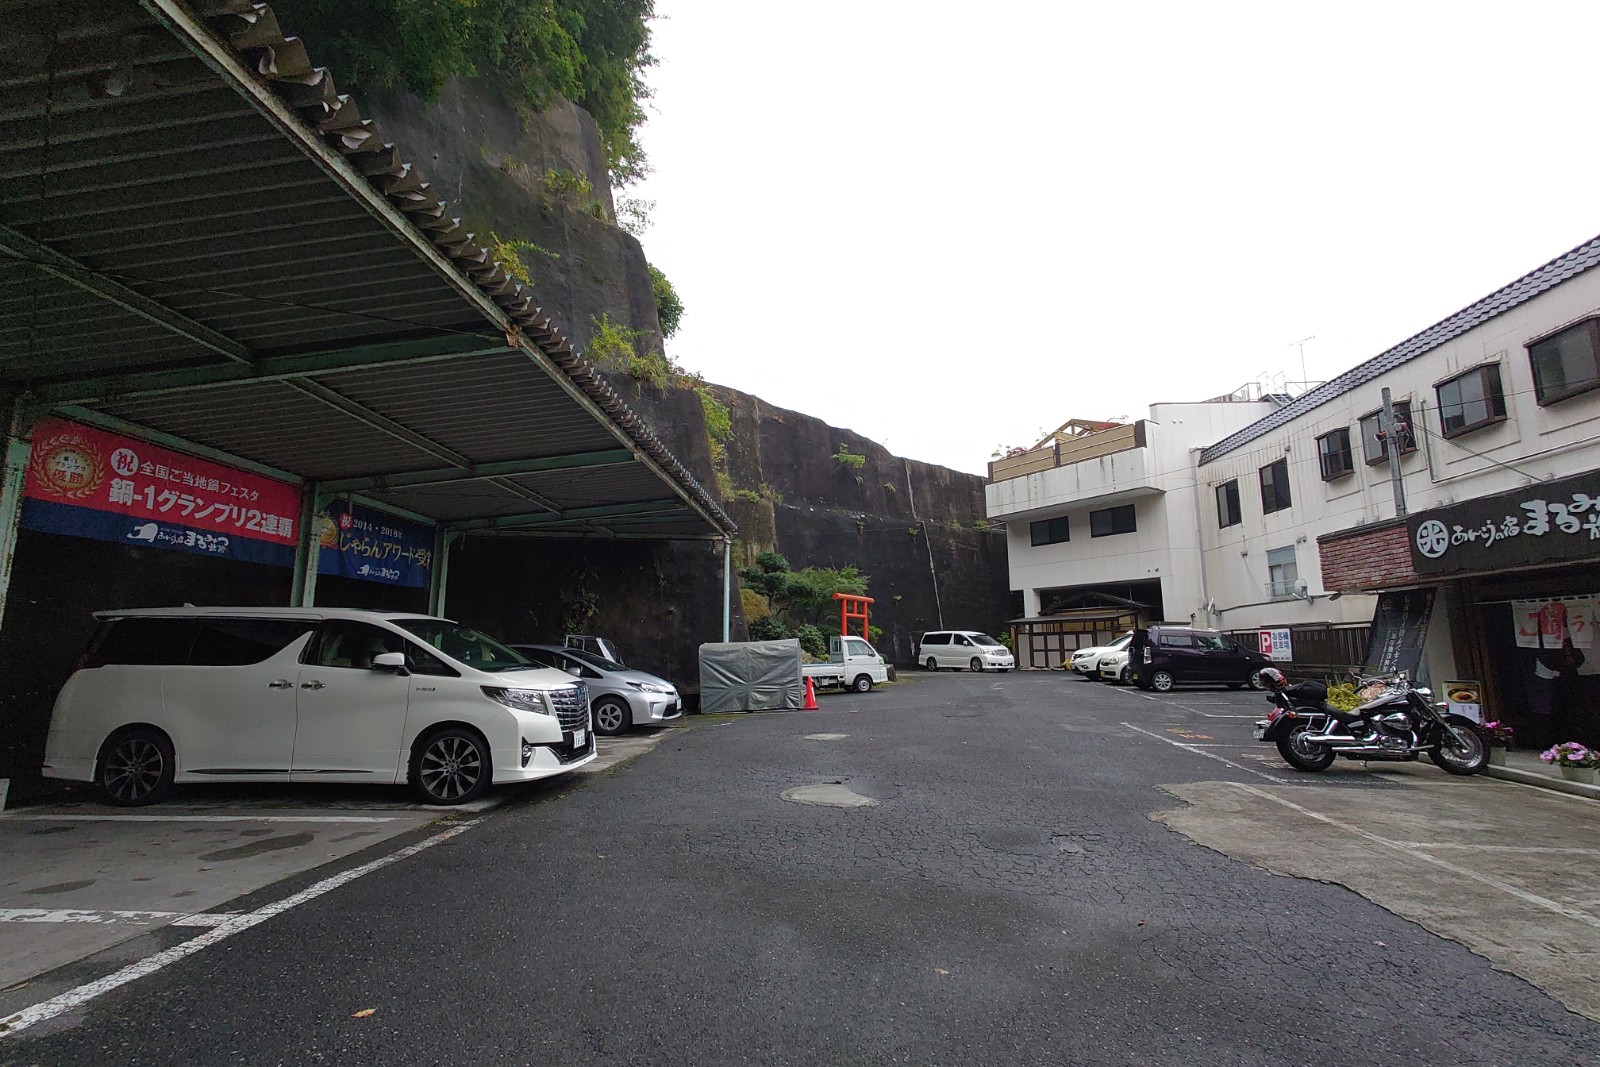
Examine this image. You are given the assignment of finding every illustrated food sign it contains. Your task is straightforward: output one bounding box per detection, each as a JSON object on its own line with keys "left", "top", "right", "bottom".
{"left": 21, "top": 418, "right": 302, "bottom": 567}
{"left": 1444, "top": 680, "right": 1482, "bottom": 723}
{"left": 1410, "top": 467, "right": 1600, "bottom": 575}
{"left": 1257, "top": 628, "right": 1293, "bottom": 662}
{"left": 315, "top": 498, "right": 434, "bottom": 588}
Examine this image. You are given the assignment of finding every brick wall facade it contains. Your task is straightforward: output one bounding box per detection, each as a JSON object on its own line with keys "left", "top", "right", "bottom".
{"left": 1318, "top": 520, "right": 1419, "bottom": 591}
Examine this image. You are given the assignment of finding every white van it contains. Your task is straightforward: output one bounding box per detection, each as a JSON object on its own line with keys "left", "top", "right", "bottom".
{"left": 42, "top": 607, "right": 596, "bottom": 807}
{"left": 917, "top": 630, "right": 1015, "bottom": 672}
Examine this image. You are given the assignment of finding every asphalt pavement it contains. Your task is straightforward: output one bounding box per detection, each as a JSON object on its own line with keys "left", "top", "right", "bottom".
{"left": 3, "top": 671, "right": 1599, "bottom": 1065}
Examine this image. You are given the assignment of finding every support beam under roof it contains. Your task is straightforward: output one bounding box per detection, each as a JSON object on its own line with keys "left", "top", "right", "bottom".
{"left": 0, "top": 221, "right": 252, "bottom": 366}
{"left": 316, "top": 448, "right": 636, "bottom": 494}
{"left": 449, "top": 500, "right": 688, "bottom": 532}
{"left": 29, "top": 335, "right": 514, "bottom": 406}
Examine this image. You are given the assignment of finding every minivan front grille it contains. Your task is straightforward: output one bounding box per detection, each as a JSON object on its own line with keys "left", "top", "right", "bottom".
{"left": 548, "top": 683, "right": 589, "bottom": 731}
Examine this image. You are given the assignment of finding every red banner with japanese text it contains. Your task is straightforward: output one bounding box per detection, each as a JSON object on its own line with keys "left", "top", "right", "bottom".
{"left": 20, "top": 417, "right": 303, "bottom": 567}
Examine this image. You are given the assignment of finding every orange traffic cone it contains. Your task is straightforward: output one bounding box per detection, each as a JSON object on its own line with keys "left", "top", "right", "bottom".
{"left": 802, "top": 676, "right": 819, "bottom": 710}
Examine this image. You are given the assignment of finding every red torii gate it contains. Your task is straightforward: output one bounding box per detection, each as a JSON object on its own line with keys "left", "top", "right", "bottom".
{"left": 833, "top": 592, "right": 874, "bottom": 638}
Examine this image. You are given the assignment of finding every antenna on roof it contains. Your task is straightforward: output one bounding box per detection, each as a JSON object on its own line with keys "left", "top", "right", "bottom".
{"left": 1291, "top": 336, "right": 1314, "bottom": 391}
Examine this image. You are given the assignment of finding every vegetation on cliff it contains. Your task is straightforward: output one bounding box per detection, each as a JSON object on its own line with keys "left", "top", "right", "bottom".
{"left": 740, "top": 552, "right": 873, "bottom": 650}
{"left": 278, "top": 0, "right": 655, "bottom": 185}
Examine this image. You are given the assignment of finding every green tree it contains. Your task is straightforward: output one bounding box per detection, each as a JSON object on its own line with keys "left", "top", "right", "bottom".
{"left": 737, "top": 551, "right": 791, "bottom": 601}
{"left": 650, "top": 264, "right": 684, "bottom": 338}
{"left": 784, "top": 566, "right": 868, "bottom": 626}
{"left": 276, "top": 0, "right": 656, "bottom": 186}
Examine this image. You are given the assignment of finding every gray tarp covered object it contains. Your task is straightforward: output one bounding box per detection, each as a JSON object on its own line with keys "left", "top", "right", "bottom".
{"left": 699, "top": 639, "right": 803, "bottom": 713}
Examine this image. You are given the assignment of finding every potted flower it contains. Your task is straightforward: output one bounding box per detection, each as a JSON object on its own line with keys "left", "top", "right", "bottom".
{"left": 1539, "top": 742, "right": 1599, "bottom": 784}
{"left": 1481, "top": 721, "right": 1513, "bottom": 765}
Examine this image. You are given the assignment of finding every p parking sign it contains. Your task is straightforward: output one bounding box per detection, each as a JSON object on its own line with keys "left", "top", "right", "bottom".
{"left": 1258, "top": 628, "right": 1292, "bottom": 662}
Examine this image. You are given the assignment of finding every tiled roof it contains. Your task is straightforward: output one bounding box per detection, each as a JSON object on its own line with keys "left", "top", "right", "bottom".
{"left": 1198, "top": 233, "right": 1600, "bottom": 465}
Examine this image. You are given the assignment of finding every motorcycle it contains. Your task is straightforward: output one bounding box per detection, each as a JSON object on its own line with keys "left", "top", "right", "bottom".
{"left": 1253, "top": 671, "right": 1489, "bottom": 775}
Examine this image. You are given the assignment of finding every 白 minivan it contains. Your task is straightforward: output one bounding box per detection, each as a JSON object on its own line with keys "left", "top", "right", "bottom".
{"left": 43, "top": 608, "right": 596, "bottom": 806}
{"left": 917, "top": 630, "right": 1015, "bottom": 672}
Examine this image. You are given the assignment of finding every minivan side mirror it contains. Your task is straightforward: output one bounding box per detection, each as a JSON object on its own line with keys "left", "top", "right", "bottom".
{"left": 373, "top": 651, "right": 409, "bottom": 676}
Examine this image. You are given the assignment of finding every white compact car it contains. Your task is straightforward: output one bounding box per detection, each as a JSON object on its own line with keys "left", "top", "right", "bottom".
{"left": 1098, "top": 649, "right": 1132, "bottom": 685}
{"left": 918, "top": 630, "right": 1015, "bottom": 672}
{"left": 43, "top": 607, "right": 596, "bottom": 807}
{"left": 1069, "top": 633, "right": 1133, "bottom": 679}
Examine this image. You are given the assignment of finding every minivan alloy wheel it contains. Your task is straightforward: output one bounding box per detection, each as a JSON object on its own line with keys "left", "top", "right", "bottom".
{"left": 1150, "top": 669, "right": 1175, "bottom": 692}
{"left": 103, "top": 738, "right": 166, "bottom": 803}
{"left": 416, "top": 733, "right": 486, "bottom": 803}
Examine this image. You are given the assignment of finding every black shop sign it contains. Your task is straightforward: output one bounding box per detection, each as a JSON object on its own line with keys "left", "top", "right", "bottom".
{"left": 1408, "top": 467, "right": 1600, "bottom": 576}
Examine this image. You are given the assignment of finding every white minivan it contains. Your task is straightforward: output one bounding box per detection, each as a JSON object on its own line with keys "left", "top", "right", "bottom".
{"left": 917, "top": 630, "right": 1015, "bottom": 672}
{"left": 42, "top": 607, "right": 597, "bottom": 807}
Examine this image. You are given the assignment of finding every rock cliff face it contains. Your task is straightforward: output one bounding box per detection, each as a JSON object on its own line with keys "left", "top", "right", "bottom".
{"left": 364, "top": 82, "right": 1010, "bottom": 686}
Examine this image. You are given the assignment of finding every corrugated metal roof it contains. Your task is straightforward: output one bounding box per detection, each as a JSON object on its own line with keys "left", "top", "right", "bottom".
{"left": 1199, "top": 233, "right": 1600, "bottom": 465}
{"left": 0, "top": 0, "right": 733, "bottom": 538}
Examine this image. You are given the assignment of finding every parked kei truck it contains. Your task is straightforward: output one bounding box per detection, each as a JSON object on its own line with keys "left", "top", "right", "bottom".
{"left": 801, "top": 635, "right": 890, "bottom": 693}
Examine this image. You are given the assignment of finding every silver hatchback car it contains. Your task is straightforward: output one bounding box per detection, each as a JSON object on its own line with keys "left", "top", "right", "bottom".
{"left": 513, "top": 645, "right": 682, "bottom": 735}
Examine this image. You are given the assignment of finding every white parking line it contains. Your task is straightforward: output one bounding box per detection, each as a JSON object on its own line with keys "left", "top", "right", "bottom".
{"left": 0, "top": 909, "right": 238, "bottom": 927}
{"left": 0, "top": 818, "right": 482, "bottom": 1039}
{"left": 1121, "top": 722, "right": 1297, "bottom": 785}
{"left": 1226, "top": 783, "right": 1600, "bottom": 931}
{"left": 15, "top": 815, "right": 403, "bottom": 824}
{"left": 1391, "top": 843, "right": 1600, "bottom": 856}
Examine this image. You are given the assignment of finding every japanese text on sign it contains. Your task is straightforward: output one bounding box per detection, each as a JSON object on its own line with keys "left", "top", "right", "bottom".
{"left": 20, "top": 418, "right": 302, "bottom": 568}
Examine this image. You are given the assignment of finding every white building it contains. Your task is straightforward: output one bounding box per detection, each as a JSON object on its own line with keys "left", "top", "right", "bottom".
{"left": 990, "top": 230, "right": 1600, "bottom": 754}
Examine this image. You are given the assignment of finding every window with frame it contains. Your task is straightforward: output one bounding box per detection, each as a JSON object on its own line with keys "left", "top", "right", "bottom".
{"left": 1029, "top": 516, "right": 1070, "bottom": 546}
{"left": 189, "top": 618, "right": 316, "bottom": 666}
{"left": 1436, "top": 364, "right": 1507, "bottom": 436}
{"left": 1215, "top": 480, "right": 1241, "bottom": 528}
{"left": 1259, "top": 458, "right": 1292, "bottom": 514}
{"left": 1266, "top": 546, "right": 1299, "bottom": 599}
{"left": 1528, "top": 319, "right": 1600, "bottom": 404}
{"left": 1316, "top": 428, "right": 1353, "bottom": 480}
{"left": 1089, "top": 504, "right": 1136, "bottom": 537}
{"left": 1359, "top": 401, "right": 1416, "bottom": 464}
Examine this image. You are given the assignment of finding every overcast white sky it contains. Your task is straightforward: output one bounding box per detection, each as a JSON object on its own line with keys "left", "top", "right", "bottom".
{"left": 627, "top": 1, "right": 1600, "bottom": 475}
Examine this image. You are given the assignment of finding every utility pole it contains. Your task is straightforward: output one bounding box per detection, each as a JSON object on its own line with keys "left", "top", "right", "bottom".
{"left": 1381, "top": 386, "right": 1408, "bottom": 518}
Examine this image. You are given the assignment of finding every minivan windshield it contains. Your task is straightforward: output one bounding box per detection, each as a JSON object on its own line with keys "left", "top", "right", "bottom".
{"left": 393, "top": 619, "right": 536, "bottom": 673}
{"left": 969, "top": 634, "right": 1004, "bottom": 647}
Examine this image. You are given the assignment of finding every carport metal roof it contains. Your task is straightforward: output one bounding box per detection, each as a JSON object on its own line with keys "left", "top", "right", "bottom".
{"left": 0, "top": 0, "right": 734, "bottom": 543}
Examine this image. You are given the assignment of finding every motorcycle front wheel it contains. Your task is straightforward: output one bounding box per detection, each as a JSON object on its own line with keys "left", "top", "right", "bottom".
{"left": 1277, "top": 723, "right": 1336, "bottom": 772}
{"left": 1428, "top": 716, "right": 1489, "bottom": 776}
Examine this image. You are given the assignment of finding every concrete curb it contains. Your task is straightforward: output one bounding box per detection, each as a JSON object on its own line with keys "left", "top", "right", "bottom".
{"left": 1483, "top": 764, "right": 1600, "bottom": 802}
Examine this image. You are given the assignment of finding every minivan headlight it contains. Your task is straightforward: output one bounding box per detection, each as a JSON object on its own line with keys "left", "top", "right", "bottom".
{"left": 483, "top": 687, "right": 552, "bottom": 714}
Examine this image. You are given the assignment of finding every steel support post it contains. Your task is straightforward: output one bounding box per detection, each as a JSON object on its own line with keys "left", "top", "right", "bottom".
{"left": 290, "top": 488, "right": 324, "bottom": 607}
{"left": 428, "top": 528, "right": 456, "bottom": 618}
{"left": 0, "top": 432, "right": 34, "bottom": 635}
{"left": 722, "top": 538, "right": 732, "bottom": 642}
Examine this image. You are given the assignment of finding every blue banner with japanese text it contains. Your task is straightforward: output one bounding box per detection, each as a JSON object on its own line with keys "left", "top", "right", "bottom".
{"left": 314, "top": 499, "right": 434, "bottom": 588}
